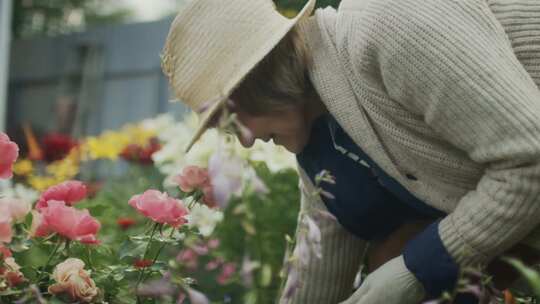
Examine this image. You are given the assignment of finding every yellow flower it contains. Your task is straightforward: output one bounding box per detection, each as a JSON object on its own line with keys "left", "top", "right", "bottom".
{"left": 12, "top": 159, "right": 33, "bottom": 176}
{"left": 46, "top": 157, "right": 79, "bottom": 181}
{"left": 27, "top": 175, "right": 59, "bottom": 192}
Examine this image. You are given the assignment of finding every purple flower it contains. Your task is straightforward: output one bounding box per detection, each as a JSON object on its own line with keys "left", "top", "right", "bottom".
{"left": 208, "top": 149, "right": 243, "bottom": 208}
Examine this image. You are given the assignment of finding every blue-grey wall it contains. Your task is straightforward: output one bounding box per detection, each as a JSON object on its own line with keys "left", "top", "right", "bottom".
{"left": 7, "top": 17, "right": 186, "bottom": 138}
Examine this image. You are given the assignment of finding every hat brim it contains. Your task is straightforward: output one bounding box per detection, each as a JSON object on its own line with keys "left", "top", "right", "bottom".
{"left": 184, "top": 0, "right": 316, "bottom": 153}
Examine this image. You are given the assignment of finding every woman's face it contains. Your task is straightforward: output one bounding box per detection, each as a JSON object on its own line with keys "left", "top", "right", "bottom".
{"left": 233, "top": 105, "right": 311, "bottom": 154}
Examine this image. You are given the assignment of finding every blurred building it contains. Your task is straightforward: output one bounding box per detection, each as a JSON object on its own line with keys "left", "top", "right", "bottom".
{"left": 7, "top": 16, "right": 185, "bottom": 148}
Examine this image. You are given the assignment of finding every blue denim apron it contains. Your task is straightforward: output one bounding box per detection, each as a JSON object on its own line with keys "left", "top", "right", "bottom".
{"left": 296, "top": 113, "right": 477, "bottom": 304}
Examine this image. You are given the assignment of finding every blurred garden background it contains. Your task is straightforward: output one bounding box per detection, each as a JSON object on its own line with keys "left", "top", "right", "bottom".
{"left": 0, "top": 0, "right": 341, "bottom": 303}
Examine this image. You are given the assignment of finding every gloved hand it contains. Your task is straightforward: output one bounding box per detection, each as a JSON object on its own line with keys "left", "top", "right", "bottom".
{"left": 339, "top": 255, "right": 425, "bottom": 304}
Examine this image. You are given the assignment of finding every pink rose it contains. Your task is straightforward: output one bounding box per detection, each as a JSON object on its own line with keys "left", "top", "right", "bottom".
{"left": 48, "top": 258, "right": 99, "bottom": 303}
{"left": 36, "top": 180, "right": 87, "bottom": 210}
{"left": 34, "top": 201, "right": 100, "bottom": 244}
{"left": 0, "top": 198, "right": 32, "bottom": 223}
{"left": 173, "top": 166, "right": 210, "bottom": 193}
{"left": 0, "top": 133, "right": 19, "bottom": 179}
{"left": 128, "top": 190, "right": 188, "bottom": 227}
{"left": 0, "top": 205, "right": 13, "bottom": 244}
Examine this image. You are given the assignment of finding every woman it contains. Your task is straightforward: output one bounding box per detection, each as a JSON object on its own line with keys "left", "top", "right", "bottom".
{"left": 161, "top": 0, "right": 540, "bottom": 303}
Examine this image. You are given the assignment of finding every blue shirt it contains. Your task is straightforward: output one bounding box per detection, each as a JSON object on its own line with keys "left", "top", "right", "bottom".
{"left": 297, "top": 114, "right": 476, "bottom": 303}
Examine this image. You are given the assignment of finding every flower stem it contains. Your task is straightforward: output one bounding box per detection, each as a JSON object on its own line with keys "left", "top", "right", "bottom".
{"left": 142, "top": 227, "right": 175, "bottom": 283}
{"left": 37, "top": 239, "right": 63, "bottom": 286}
{"left": 135, "top": 222, "right": 160, "bottom": 302}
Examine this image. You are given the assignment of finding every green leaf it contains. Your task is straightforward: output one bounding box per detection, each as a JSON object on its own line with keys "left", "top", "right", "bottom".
{"left": 503, "top": 257, "right": 540, "bottom": 297}
{"left": 241, "top": 221, "right": 256, "bottom": 235}
{"left": 118, "top": 240, "right": 146, "bottom": 260}
{"left": 260, "top": 264, "right": 272, "bottom": 287}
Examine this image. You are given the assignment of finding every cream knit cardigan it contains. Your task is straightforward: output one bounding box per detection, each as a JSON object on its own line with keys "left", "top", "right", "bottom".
{"left": 281, "top": 0, "right": 540, "bottom": 303}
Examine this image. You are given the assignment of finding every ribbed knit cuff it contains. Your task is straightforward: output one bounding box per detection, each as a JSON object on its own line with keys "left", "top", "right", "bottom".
{"left": 438, "top": 216, "right": 489, "bottom": 267}
{"left": 403, "top": 219, "right": 459, "bottom": 299}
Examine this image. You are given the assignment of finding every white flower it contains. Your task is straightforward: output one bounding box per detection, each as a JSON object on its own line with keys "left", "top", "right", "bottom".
{"left": 0, "top": 180, "right": 39, "bottom": 204}
{"left": 140, "top": 113, "right": 176, "bottom": 134}
{"left": 186, "top": 203, "right": 224, "bottom": 237}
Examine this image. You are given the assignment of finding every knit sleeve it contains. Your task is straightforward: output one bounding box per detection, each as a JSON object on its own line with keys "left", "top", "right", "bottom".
{"left": 371, "top": 0, "right": 540, "bottom": 268}
{"left": 279, "top": 167, "right": 366, "bottom": 303}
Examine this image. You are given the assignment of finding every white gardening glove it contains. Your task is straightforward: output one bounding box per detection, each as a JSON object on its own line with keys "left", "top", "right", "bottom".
{"left": 339, "top": 255, "right": 425, "bottom": 304}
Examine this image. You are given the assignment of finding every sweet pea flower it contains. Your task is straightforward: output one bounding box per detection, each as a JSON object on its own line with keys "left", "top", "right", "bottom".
{"left": 48, "top": 258, "right": 99, "bottom": 303}
{"left": 217, "top": 262, "right": 236, "bottom": 285}
{"left": 176, "top": 248, "right": 198, "bottom": 271}
{"left": 186, "top": 287, "right": 210, "bottom": 304}
{"left": 128, "top": 190, "right": 188, "bottom": 227}
{"left": 207, "top": 238, "right": 220, "bottom": 249}
{"left": 0, "top": 205, "right": 13, "bottom": 244}
{"left": 208, "top": 150, "right": 244, "bottom": 208}
{"left": 36, "top": 180, "right": 87, "bottom": 210}
{"left": 34, "top": 201, "right": 101, "bottom": 244}
{"left": 205, "top": 258, "right": 222, "bottom": 271}
{"left": 0, "top": 133, "right": 19, "bottom": 179}
{"left": 173, "top": 165, "right": 210, "bottom": 193}
{"left": 0, "top": 197, "right": 32, "bottom": 223}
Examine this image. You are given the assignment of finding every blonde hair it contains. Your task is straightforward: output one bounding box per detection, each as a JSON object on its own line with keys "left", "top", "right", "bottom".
{"left": 231, "top": 25, "right": 313, "bottom": 115}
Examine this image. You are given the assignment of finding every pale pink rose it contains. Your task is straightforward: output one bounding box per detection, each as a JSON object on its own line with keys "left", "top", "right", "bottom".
{"left": 36, "top": 201, "right": 100, "bottom": 244}
{"left": 36, "top": 180, "right": 87, "bottom": 210}
{"left": 0, "top": 257, "right": 25, "bottom": 287}
{"left": 0, "top": 133, "right": 19, "bottom": 179}
{"left": 128, "top": 190, "right": 188, "bottom": 227}
{"left": 48, "top": 258, "right": 99, "bottom": 303}
{"left": 173, "top": 165, "right": 210, "bottom": 193}
{"left": 217, "top": 262, "right": 236, "bottom": 285}
{"left": 0, "top": 205, "right": 12, "bottom": 244}
{"left": 205, "top": 259, "right": 221, "bottom": 271}
{"left": 0, "top": 198, "right": 32, "bottom": 223}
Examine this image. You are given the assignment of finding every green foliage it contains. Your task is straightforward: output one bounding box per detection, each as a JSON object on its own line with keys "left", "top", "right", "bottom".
{"left": 214, "top": 162, "right": 300, "bottom": 303}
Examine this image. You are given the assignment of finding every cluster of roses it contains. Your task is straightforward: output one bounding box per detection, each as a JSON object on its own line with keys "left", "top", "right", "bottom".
{"left": 1, "top": 133, "right": 101, "bottom": 301}
{"left": 1, "top": 131, "right": 231, "bottom": 303}
{"left": 0, "top": 133, "right": 26, "bottom": 290}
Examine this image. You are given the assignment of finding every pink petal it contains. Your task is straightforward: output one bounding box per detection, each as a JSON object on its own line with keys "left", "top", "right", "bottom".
{"left": 0, "top": 133, "right": 19, "bottom": 180}
{"left": 37, "top": 181, "right": 87, "bottom": 210}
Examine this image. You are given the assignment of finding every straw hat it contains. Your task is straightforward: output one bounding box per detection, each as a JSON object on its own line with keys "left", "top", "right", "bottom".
{"left": 161, "top": 0, "right": 316, "bottom": 152}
